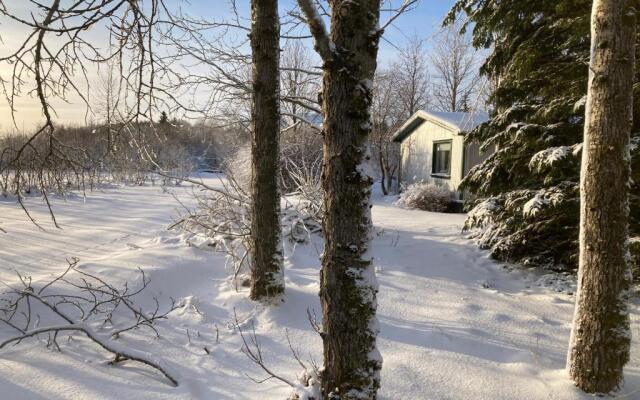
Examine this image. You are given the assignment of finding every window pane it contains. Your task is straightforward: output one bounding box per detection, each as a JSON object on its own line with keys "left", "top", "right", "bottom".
{"left": 442, "top": 150, "right": 450, "bottom": 173}
{"left": 433, "top": 142, "right": 451, "bottom": 175}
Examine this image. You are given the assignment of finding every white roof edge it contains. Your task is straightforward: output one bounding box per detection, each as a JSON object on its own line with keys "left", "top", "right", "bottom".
{"left": 390, "top": 111, "right": 424, "bottom": 142}
{"left": 392, "top": 110, "right": 489, "bottom": 143}
{"left": 418, "top": 110, "right": 463, "bottom": 133}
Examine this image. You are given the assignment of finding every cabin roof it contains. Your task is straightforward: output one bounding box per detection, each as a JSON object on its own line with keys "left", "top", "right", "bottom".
{"left": 391, "top": 110, "right": 489, "bottom": 143}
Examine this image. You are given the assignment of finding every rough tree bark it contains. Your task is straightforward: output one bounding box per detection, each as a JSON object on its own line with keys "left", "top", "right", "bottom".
{"left": 567, "top": 0, "right": 636, "bottom": 393}
{"left": 298, "top": 0, "right": 382, "bottom": 398}
{"left": 249, "top": 0, "right": 284, "bottom": 301}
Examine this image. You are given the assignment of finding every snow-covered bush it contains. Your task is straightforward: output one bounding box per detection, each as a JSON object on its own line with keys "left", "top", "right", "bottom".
{"left": 173, "top": 174, "right": 253, "bottom": 287}
{"left": 464, "top": 183, "right": 580, "bottom": 271}
{"left": 156, "top": 144, "right": 194, "bottom": 185}
{"left": 280, "top": 126, "right": 324, "bottom": 221}
{"left": 280, "top": 126, "right": 322, "bottom": 189}
{"left": 224, "top": 130, "right": 323, "bottom": 222}
{"left": 396, "top": 182, "right": 453, "bottom": 212}
{"left": 224, "top": 145, "right": 253, "bottom": 193}
{"left": 282, "top": 155, "right": 323, "bottom": 222}
{"left": 173, "top": 148, "right": 323, "bottom": 288}
{"left": 224, "top": 133, "right": 324, "bottom": 223}
{"left": 289, "top": 369, "right": 321, "bottom": 400}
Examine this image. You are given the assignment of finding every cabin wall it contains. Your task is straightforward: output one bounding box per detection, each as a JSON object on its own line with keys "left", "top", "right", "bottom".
{"left": 459, "top": 141, "right": 495, "bottom": 199}
{"left": 399, "top": 121, "right": 464, "bottom": 193}
{"left": 463, "top": 141, "right": 496, "bottom": 176}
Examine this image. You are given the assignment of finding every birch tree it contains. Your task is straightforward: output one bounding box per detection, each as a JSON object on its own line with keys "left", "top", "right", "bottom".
{"left": 567, "top": 0, "right": 636, "bottom": 393}
{"left": 248, "top": 0, "right": 285, "bottom": 301}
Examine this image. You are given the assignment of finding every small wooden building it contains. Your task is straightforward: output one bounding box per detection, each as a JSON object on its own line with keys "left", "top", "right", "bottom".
{"left": 392, "top": 110, "right": 491, "bottom": 199}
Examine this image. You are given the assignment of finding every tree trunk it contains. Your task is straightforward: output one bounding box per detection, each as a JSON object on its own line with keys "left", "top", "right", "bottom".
{"left": 384, "top": 141, "right": 396, "bottom": 195}
{"left": 249, "top": 0, "right": 284, "bottom": 301}
{"left": 567, "top": 0, "right": 636, "bottom": 393}
{"left": 319, "top": 1, "right": 382, "bottom": 398}
{"left": 387, "top": 165, "right": 396, "bottom": 196}
{"left": 379, "top": 148, "right": 388, "bottom": 195}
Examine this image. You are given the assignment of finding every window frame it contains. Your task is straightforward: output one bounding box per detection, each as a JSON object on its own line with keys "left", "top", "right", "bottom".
{"left": 431, "top": 139, "right": 453, "bottom": 179}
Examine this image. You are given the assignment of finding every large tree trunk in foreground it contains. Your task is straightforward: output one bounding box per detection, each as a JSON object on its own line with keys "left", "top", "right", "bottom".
{"left": 315, "top": 1, "right": 382, "bottom": 398}
{"left": 297, "top": 0, "right": 382, "bottom": 396}
{"left": 567, "top": 0, "right": 636, "bottom": 393}
{"left": 249, "top": 0, "right": 284, "bottom": 301}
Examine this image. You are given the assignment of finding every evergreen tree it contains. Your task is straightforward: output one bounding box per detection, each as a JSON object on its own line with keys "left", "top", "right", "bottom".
{"left": 448, "top": 0, "right": 640, "bottom": 271}
{"left": 159, "top": 111, "right": 169, "bottom": 125}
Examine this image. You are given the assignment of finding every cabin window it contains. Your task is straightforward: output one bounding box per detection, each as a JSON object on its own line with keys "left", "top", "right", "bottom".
{"left": 432, "top": 140, "right": 452, "bottom": 178}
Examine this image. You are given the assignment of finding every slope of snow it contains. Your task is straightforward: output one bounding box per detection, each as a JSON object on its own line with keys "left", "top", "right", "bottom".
{"left": 0, "top": 176, "right": 638, "bottom": 399}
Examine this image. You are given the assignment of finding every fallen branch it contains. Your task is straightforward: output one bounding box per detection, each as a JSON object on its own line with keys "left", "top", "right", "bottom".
{"left": 0, "top": 324, "right": 178, "bottom": 386}
{"left": 233, "top": 309, "right": 322, "bottom": 400}
{"left": 0, "top": 260, "right": 179, "bottom": 387}
{"left": 234, "top": 309, "right": 295, "bottom": 387}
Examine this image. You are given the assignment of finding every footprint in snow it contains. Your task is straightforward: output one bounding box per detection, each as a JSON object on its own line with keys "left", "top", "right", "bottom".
{"left": 494, "top": 313, "right": 512, "bottom": 323}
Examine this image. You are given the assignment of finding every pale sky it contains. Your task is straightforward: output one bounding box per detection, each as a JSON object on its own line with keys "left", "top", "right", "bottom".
{"left": 0, "top": 0, "right": 456, "bottom": 133}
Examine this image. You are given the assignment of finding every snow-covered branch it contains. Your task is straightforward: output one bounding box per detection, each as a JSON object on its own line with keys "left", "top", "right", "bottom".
{"left": 0, "top": 261, "right": 179, "bottom": 387}
{"left": 0, "top": 323, "right": 178, "bottom": 387}
{"left": 295, "top": 0, "right": 335, "bottom": 63}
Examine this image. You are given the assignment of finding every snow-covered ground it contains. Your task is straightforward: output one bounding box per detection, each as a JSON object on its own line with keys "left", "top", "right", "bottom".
{"left": 0, "top": 175, "right": 638, "bottom": 399}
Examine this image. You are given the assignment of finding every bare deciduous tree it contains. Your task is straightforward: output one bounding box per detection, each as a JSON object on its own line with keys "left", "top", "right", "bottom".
{"left": 248, "top": 0, "right": 285, "bottom": 301}
{"left": 431, "top": 19, "right": 483, "bottom": 112}
{"left": 567, "top": 0, "right": 636, "bottom": 393}
{"left": 0, "top": 0, "right": 194, "bottom": 225}
{"left": 369, "top": 36, "right": 432, "bottom": 196}
{"left": 390, "top": 35, "right": 431, "bottom": 118}
{"left": 297, "top": 0, "right": 385, "bottom": 397}
{"left": 371, "top": 70, "right": 401, "bottom": 195}
{"left": 281, "top": 40, "right": 322, "bottom": 127}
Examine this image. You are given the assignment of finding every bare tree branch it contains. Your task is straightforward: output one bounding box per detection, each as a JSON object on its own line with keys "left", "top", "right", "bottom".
{"left": 0, "top": 261, "right": 179, "bottom": 387}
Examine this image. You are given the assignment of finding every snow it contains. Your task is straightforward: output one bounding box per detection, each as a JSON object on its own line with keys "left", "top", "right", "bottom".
{"left": 529, "top": 144, "right": 580, "bottom": 172}
{"left": 426, "top": 110, "right": 489, "bottom": 133}
{"left": 303, "top": 111, "right": 323, "bottom": 127}
{"left": 465, "top": 196, "right": 500, "bottom": 227}
{"left": 523, "top": 193, "right": 550, "bottom": 218}
{"left": 573, "top": 95, "right": 587, "bottom": 112}
{"left": 522, "top": 188, "right": 567, "bottom": 219}
{"left": 1, "top": 175, "right": 639, "bottom": 399}
{"left": 392, "top": 110, "right": 489, "bottom": 143}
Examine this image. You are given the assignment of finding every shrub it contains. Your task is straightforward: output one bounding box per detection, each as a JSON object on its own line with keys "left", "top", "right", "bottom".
{"left": 225, "top": 146, "right": 253, "bottom": 193}
{"left": 396, "top": 182, "right": 454, "bottom": 212}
